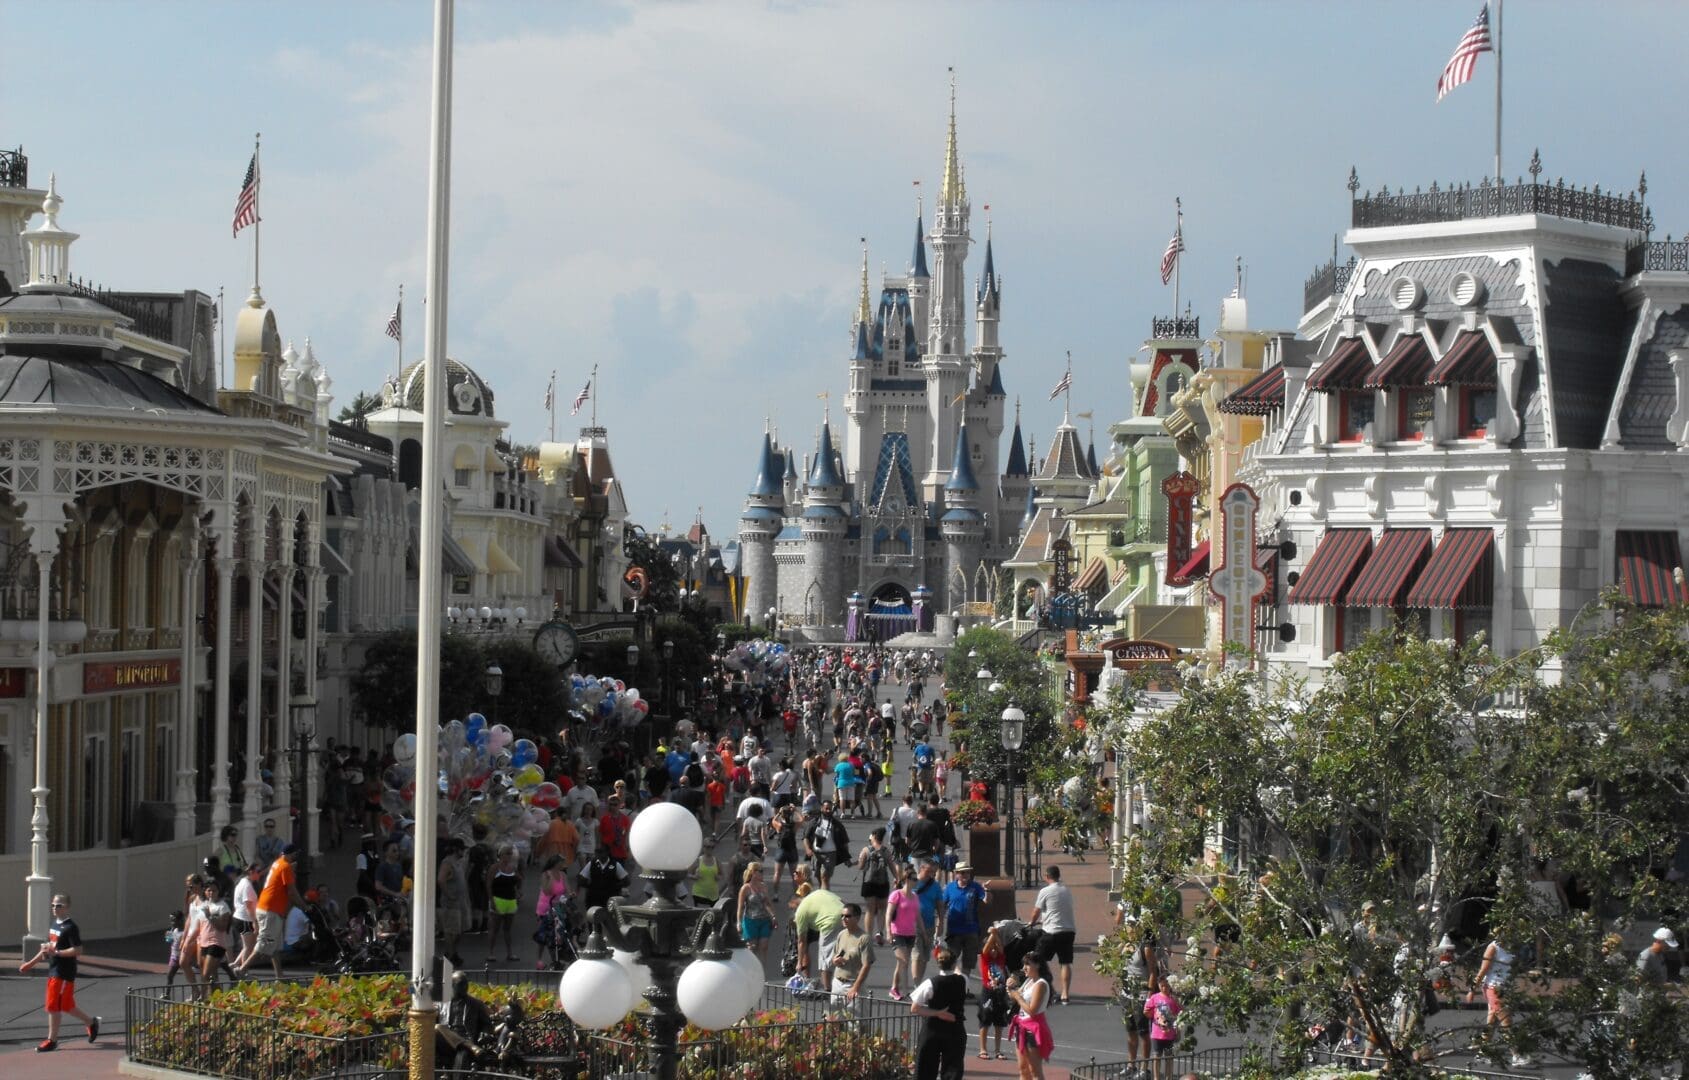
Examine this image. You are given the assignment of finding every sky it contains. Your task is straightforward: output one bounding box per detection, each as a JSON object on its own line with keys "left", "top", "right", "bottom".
{"left": 5, "top": 1, "right": 1687, "bottom": 540}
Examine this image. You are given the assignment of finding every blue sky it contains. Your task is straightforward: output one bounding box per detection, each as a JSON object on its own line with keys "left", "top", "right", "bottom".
{"left": 5, "top": 1, "right": 1686, "bottom": 539}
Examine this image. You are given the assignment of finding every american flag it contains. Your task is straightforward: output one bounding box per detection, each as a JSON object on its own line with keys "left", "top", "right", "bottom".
{"left": 570, "top": 379, "right": 591, "bottom": 415}
{"left": 543, "top": 371, "right": 555, "bottom": 411}
{"left": 384, "top": 300, "right": 401, "bottom": 341}
{"left": 231, "top": 153, "right": 259, "bottom": 237}
{"left": 1436, "top": 4, "right": 1492, "bottom": 102}
{"left": 1159, "top": 228, "right": 1184, "bottom": 286}
{"left": 1048, "top": 368, "right": 1072, "bottom": 400}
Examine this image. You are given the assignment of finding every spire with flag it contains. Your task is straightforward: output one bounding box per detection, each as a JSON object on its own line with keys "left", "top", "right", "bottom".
{"left": 232, "top": 134, "right": 262, "bottom": 304}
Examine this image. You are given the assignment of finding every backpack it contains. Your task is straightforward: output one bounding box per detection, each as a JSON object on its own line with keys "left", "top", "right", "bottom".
{"left": 732, "top": 768, "right": 749, "bottom": 794}
{"left": 863, "top": 846, "right": 891, "bottom": 885}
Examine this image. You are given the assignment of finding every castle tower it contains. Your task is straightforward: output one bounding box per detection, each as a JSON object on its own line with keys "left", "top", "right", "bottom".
{"left": 940, "top": 418, "right": 986, "bottom": 612}
{"left": 998, "top": 398, "right": 1030, "bottom": 547}
{"left": 739, "top": 431, "right": 784, "bottom": 626}
{"left": 970, "top": 220, "right": 1007, "bottom": 529}
{"left": 908, "top": 202, "right": 930, "bottom": 336}
{"left": 801, "top": 417, "right": 848, "bottom": 626}
{"left": 921, "top": 78, "right": 973, "bottom": 500}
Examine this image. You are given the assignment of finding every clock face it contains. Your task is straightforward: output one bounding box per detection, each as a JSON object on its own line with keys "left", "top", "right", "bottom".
{"left": 534, "top": 622, "right": 578, "bottom": 667}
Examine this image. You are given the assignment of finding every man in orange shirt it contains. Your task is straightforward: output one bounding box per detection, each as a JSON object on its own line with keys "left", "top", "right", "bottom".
{"left": 238, "top": 842, "right": 305, "bottom": 979}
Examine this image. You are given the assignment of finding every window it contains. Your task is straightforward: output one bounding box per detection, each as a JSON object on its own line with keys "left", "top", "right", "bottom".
{"left": 1395, "top": 607, "right": 1430, "bottom": 640}
{"left": 453, "top": 468, "right": 473, "bottom": 488}
{"left": 1397, "top": 389, "right": 1434, "bottom": 441}
{"left": 887, "top": 353, "right": 898, "bottom": 377}
{"left": 1334, "top": 606, "right": 1371, "bottom": 653}
{"left": 81, "top": 716, "right": 110, "bottom": 849}
{"left": 1453, "top": 606, "right": 1492, "bottom": 646}
{"left": 1338, "top": 391, "right": 1374, "bottom": 443}
{"left": 1460, "top": 388, "right": 1496, "bottom": 438}
{"left": 451, "top": 574, "right": 471, "bottom": 595}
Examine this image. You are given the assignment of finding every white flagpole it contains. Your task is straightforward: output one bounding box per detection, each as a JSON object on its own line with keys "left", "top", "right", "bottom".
{"left": 1173, "top": 197, "right": 1183, "bottom": 318}
{"left": 590, "top": 362, "right": 599, "bottom": 427}
{"left": 251, "top": 133, "right": 262, "bottom": 302}
{"left": 410, "top": 0, "right": 454, "bottom": 1069}
{"left": 1493, "top": 0, "right": 1504, "bottom": 180}
{"left": 548, "top": 369, "right": 557, "bottom": 441}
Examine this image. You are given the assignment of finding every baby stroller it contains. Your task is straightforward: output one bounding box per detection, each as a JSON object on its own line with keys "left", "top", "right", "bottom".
{"left": 327, "top": 896, "right": 399, "bottom": 974}
{"left": 298, "top": 902, "right": 340, "bottom": 966}
{"left": 993, "top": 918, "right": 1044, "bottom": 972}
{"left": 533, "top": 894, "right": 578, "bottom": 971}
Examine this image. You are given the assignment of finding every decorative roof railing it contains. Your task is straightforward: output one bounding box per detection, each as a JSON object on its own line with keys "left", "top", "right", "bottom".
{"left": 1347, "top": 154, "right": 1651, "bottom": 234}
{"left": 1151, "top": 314, "right": 1200, "bottom": 340}
{"left": 1303, "top": 255, "right": 1356, "bottom": 314}
{"left": 0, "top": 146, "right": 25, "bottom": 188}
{"left": 64, "top": 277, "right": 175, "bottom": 341}
{"left": 1625, "top": 235, "right": 1689, "bottom": 276}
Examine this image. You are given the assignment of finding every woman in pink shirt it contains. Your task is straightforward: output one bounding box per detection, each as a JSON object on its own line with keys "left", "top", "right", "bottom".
{"left": 883, "top": 871, "right": 920, "bottom": 1000}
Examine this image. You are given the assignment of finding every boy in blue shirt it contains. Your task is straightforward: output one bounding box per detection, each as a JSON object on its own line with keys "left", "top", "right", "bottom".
{"left": 937, "top": 862, "right": 987, "bottom": 975}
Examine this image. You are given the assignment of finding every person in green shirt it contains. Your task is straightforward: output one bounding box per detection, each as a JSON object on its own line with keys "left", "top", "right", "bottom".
{"left": 692, "top": 852, "right": 721, "bottom": 908}
{"left": 793, "top": 886, "right": 845, "bottom": 984}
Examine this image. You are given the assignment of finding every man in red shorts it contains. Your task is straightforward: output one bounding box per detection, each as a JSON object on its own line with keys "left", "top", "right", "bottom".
{"left": 19, "top": 893, "right": 99, "bottom": 1051}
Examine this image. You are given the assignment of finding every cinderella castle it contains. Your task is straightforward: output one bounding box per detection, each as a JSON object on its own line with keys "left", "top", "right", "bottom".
{"left": 740, "top": 88, "right": 1088, "bottom": 635}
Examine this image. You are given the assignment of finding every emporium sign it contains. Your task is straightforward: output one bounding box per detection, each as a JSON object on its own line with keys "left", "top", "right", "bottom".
{"left": 0, "top": 668, "right": 24, "bottom": 698}
{"left": 84, "top": 658, "right": 181, "bottom": 695}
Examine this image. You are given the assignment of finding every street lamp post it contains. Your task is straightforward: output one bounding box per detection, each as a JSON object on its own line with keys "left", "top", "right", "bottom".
{"left": 1000, "top": 701, "right": 1026, "bottom": 888}
{"left": 288, "top": 693, "right": 317, "bottom": 884}
{"left": 485, "top": 663, "right": 504, "bottom": 726}
{"left": 663, "top": 639, "right": 675, "bottom": 721}
{"left": 556, "top": 803, "right": 763, "bottom": 1080}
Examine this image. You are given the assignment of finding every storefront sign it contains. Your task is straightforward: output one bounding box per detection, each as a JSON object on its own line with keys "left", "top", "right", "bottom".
{"left": 1105, "top": 640, "right": 1177, "bottom": 663}
{"left": 1050, "top": 538, "right": 1073, "bottom": 594}
{"left": 84, "top": 658, "right": 181, "bottom": 695}
{"left": 0, "top": 668, "right": 25, "bottom": 698}
{"left": 1162, "top": 471, "right": 1200, "bottom": 585}
{"left": 1211, "top": 483, "right": 1267, "bottom": 655}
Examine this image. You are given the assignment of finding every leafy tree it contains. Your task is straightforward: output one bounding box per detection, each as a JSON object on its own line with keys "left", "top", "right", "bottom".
{"left": 623, "top": 527, "right": 680, "bottom": 611}
{"left": 942, "top": 627, "right": 1071, "bottom": 787}
{"left": 336, "top": 391, "right": 384, "bottom": 425}
{"left": 350, "top": 630, "right": 487, "bottom": 732}
{"left": 482, "top": 637, "right": 569, "bottom": 737}
{"left": 1090, "top": 601, "right": 1689, "bottom": 1076}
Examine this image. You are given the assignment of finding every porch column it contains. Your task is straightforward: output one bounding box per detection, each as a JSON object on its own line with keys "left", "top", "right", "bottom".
{"left": 239, "top": 543, "right": 265, "bottom": 860}
{"left": 303, "top": 566, "right": 323, "bottom": 859}
{"left": 271, "top": 565, "right": 295, "bottom": 810}
{"left": 23, "top": 542, "right": 58, "bottom": 955}
{"left": 210, "top": 548, "right": 237, "bottom": 833}
{"left": 173, "top": 524, "right": 201, "bottom": 840}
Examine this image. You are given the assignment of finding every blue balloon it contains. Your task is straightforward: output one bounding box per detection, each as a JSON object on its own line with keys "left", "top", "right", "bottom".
{"left": 511, "top": 738, "right": 538, "bottom": 768}
{"left": 465, "top": 713, "right": 487, "bottom": 740}
{"left": 472, "top": 729, "right": 490, "bottom": 749}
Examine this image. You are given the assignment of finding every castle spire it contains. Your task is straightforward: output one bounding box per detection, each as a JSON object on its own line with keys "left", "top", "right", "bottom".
{"left": 911, "top": 195, "right": 929, "bottom": 279}
{"left": 945, "top": 418, "right": 980, "bottom": 492}
{"left": 1004, "top": 397, "right": 1027, "bottom": 476}
{"left": 940, "top": 68, "right": 965, "bottom": 211}
{"left": 856, "top": 237, "right": 871, "bottom": 327}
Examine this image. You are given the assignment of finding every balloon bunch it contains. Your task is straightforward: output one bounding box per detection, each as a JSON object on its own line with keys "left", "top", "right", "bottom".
{"left": 565, "top": 673, "right": 650, "bottom": 728}
{"left": 719, "top": 639, "right": 790, "bottom": 679}
{"left": 379, "top": 712, "right": 567, "bottom": 857}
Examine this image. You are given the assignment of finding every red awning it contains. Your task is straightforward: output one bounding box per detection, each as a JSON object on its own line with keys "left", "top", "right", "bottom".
{"left": 1074, "top": 556, "right": 1109, "bottom": 592}
{"left": 1257, "top": 548, "right": 1279, "bottom": 607}
{"left": 1307, "top": 337, "right": 1374, "bottom": 392}
{"left": 1615, "top": 530, "right": 1688, "bottom": 608}
{"left": 1172, "top": 540, "right": 1211, "bottom": 583}
{"left": 1427, "top": 331, "right": 1497, "bottom": 387}
{"left": 1347, "top": 528, "right": 1433, "bottom": 607}
{"left": 1364, "top": 335, "right": 1434, "bottom": 388}
{"left": 1288, "top": 529, "right": 1372, "bottom": 605}
{"left": 1218, "top": 365, "right": 1286, "bottom": 415}
{"left": 1406, "top": 528, "right": 1495, "bottom": 609}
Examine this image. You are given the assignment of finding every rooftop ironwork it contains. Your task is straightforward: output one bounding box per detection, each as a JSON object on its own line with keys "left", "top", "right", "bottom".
{"left": 1347, "top": 154, "right": 1651, "bottom": 234}
{"left": 64, "top": 278, "right": 176, "bottom": 341}
{"left": 0, "top": 146, "right": 25, "bottom": 188}
{"left": 1151, "top": 314, "right": 1200, "bottom": 340}
{"left": 1625, "top": 235, "right": 1689, "bottom": 277}
{"left": 1303, "top": 255, "right": 1356, "bottom": 314}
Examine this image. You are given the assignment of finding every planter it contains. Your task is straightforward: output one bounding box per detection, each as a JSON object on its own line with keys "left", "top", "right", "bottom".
{"left": 967, "top": 824, "right": 1002, "bottom": 878}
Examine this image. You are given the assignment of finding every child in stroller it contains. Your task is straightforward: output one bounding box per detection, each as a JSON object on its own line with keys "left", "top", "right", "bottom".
{"left": 532, "top": 892, "right": 578, "bottom": 971}
{"left": 328, "top": 896, "right": 398, "bottom": 973}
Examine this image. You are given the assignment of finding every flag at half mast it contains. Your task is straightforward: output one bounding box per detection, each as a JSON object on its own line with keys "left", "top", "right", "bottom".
{"left": 1436, "top": 3, "right": 1493, "bottom": 102}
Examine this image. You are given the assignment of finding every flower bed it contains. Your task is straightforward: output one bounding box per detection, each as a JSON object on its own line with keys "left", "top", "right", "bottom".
{"left": 588, "top": 1005, "right": 915, "bottom": 1080}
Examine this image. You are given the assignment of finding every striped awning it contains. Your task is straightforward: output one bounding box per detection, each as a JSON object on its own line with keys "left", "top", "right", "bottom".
{"left": 543, "top": 535, "right": 583, "bottom": 570}
{"left": 486, "top": 537, "right": 522, "bottom": 576}
{"left": 1172, "top": 540, "right": 1211, "bottom": 583}
{"left": 1218, "top": 365, "right": 1286, "bottom": 415}
{"left": 1287, "top": 528, "right": 1372, "bottom": 605}
{"left": 1615, "top": 530, "right": 1688, "bottom": 608}
{"left": 1347, "top": 528, "right": 1433, "bottom": 608}
{"left": 1307, "top": 337, "right": 1374, "bottom": 392}
{"left": 1364, "top": 335, "right": 1434, "bottom": 388}
{"left": 1427, "top": 331, "right": 1497, "bottom": 387}
{"left": 1257, "top": 548, "right": 1279, "bottom": 607}
{"left": 1406, "top": 528, "right": 1495, "bottom": 609}
{"left": 1074, "top": 556, "right": 1109, "bottom": 592}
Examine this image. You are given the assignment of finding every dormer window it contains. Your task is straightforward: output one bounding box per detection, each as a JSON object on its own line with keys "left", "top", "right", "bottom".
{"left": 1427, "top": 331, "right": 1499, "bottom": 441}
{"left": 1459, "top": 388, "right": 1496, "bottom": 438}
{"left": 1338, "top": 391, "right": 1374, "bottom": 443}
{"left": 1398, "top": 388, "right": 1434, "bottom": 441}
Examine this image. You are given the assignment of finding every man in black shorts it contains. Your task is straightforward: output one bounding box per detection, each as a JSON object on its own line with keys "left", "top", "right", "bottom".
{"left": 1030, "top": 865, "right": 1078, "bottom": 1005}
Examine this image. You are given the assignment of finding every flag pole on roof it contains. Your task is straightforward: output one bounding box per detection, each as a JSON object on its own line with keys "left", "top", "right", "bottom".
{"left": 232, "top": 134, "right": 261, "bottom": 304}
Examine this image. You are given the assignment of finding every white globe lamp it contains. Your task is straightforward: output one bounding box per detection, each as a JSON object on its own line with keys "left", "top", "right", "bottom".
{"left": 629, "top": 802, "right": 703, "bottom": 872}
{"left": 558, "top": 954, "right": 636, "bottom": 1029}
{"left": 729, "top": 946, "right": 765, "bottom": 1013}
{"left": 612, "top": 947, "right": 656, "bottom": 999}
{"left": 677, "top": 954, "right": 755, "bottom": 1030}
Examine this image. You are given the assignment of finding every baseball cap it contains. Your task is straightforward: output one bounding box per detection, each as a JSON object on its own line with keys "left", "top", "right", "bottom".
{"left": 1654, "top": 927, "right": 1680, "bottom": 948}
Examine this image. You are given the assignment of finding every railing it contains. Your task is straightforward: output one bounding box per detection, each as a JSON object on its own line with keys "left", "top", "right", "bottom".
{"left": 1151, "top": 314, "right": 1200, "bottom": 340}
{"left": 327, "top": 419, "right": 393, "bottom": 455}
{"left": 1073, "top": 1044, "right": 1258, "bottom": 1079}
{"left": 581, "top": 982, "right": 916, "bottom": 1080}
{"left": 0, "top": 145, "right": 25, "bottom": 188}
{"left": 63, "top": 278, "right": 177, "bottom": 340}
{"left": 1303, "top": 255, "right": 1356, "bottom": 314}
{"left": 1626, "top": 235, "right": 1689, "bottom": 276}
{"left": 1350, "top": 169, "right": 1649, "bottom": 233}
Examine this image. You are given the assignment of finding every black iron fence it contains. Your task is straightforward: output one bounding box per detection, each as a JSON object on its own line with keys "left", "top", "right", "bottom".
{"left": 1073, "top": 1043, "right": 1546, "bottom": 1079}
{"left": 1626, "top": 235, "right": 1689, "bottom": 276}
{"left": 1303, "top": 255, "right": 1356, "bottom": 314}
{"left": 0, "top": 146, "right": 25, "bottom": 188}
{"left": 1151, "top": 314, "right": 1201, "bottom": 340}
{"left": 1351, "top": 175, "right": 1648, "bottom": 232}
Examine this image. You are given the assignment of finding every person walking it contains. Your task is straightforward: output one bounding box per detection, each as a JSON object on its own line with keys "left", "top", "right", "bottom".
{"left": 792, "top": 884, "right": 845, "bottom": 987}
{"left": 1466, "top": 935, "right": 1533, "bottom": 1068}
{"left": 20, "top": 894, "right": 99, "bottom": 1052}
{"left": 856, "top": 827, "right": 895, "bottom": 944}
{"left": 195, "top": 879, "right": 235, "bottom": 992}
{"left": 910, "top": 943, "right": 967, "bottom": 1080}
{"left": 909, "top": 858, "right": 943, "bottom": 984}
{"left": 1007, "top": 952, "right": 1054, "bottom": 1080}
{"left": 977, "top": 926, "right": 1014, "bottom": 1060}
{"left": 1143, "top": 972, "right": 1181, "bottom": 1080}
{"left": 229, "top": 862, "right": 262, "bottom": 972}
{"left": 486, "top": 844, "right": 524, "bottom": 962}
{"left": 884, "top": 870, "right": 921, "bottom": 1001}
{"left": 826, "top": 903, "right": 876, "bottom": 1008}
{"left": 1030, "top": 865, "right": 1077, "bottom": 1005}
{"left": 238, "top": 843, "right": 305, "bottom": 979}
{"left": 937, "top": 862, "right": 987, "bottom": 976}
{"left": 737, "top": 863, "right": 776, "bottom": 961}
{"left": 803, "top": 801, "right": 849, "bottom": 889}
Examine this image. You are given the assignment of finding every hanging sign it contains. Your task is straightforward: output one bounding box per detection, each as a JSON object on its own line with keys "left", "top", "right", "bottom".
{"left": 1210, "top": 483, "right": 1267, "bottom": 655}
{"left": 0, "top": 668, "right": 26, "bottom": 698}
{"left": 1162, "top": 470, "right": 1200, "bottom": 585}
{"left": 1051, "top": 538, "right": 1073, "bottom": 594}
{"left": 84, "top": 658, "right": 182, "bottom": 694}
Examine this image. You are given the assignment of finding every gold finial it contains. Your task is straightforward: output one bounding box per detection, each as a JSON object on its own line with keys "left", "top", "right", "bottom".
{"left": 941, "top": 68, "right": 965, "bottom": 211}
{"left": 857, "top": 238, "right": 871, "bottom": 326}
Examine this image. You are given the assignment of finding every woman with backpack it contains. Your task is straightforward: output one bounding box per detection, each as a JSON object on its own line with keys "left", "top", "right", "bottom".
{"left": 856, "top": 828, "right": 894, "bottom": 945}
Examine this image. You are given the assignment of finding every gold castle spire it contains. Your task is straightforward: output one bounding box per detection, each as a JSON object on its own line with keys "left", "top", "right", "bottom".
{"left": 941, "top": 68, "right": 966, "bottom": 211}
{"left": 857, "top": 237, "right": 871, "bottom": 326}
